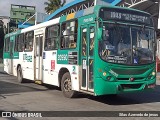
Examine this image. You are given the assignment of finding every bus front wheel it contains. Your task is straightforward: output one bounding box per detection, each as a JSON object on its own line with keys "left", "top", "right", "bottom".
{"left": 17, "top": 66, "right": 24, "bottom": 83}
{"left": 61, "top": 72, "right": 77, "bottom": 98}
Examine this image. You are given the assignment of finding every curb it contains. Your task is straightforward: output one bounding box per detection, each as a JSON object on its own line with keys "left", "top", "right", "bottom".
{"left": 0, "top": 64, "right": 4, "bottom": 67}
{"left": 157, "top": 76, "right": 160, "bottom": 80}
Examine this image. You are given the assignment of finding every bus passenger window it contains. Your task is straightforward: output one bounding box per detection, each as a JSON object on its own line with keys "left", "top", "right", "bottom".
{"left": 61, "top": 20, "right": 77, "bottom": 49}
{"left": 15, "top": 34, "right": 24, "bottom": 52}
{"left": 89, "top": 27, "right": 95, "bottom": 56}
{"left": 45, "top": 25, "right": 59, "bottom": 51}
{"left": 24, "top": 31, "right": 34, "bottom": 52}
{"left": 82, "top": 28, "right": 87, "bottom": 56}
{"left": 69, "top": 35, "right": 76, "bottom": 48}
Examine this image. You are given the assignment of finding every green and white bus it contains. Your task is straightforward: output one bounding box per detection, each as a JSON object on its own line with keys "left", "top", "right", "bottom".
{"left": 3, "top": 5, "right": 156, "bottom": 98}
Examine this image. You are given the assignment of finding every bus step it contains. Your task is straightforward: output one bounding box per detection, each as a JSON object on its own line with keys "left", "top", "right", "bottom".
{"left": 35, "top": 80, "right": 42, "bottom": 85}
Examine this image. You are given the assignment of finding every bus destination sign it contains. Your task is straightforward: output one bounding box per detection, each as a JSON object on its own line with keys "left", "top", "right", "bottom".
{"left": 100, "top": 8, "right": 152, "bottom": 25}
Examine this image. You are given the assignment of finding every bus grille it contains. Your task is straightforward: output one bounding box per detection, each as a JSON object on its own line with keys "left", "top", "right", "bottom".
{"left": 112, "top": 68, "right": 148, "bottom": 75}
{"left": 117, "top": 77, "right": 145, "bottom": 81}
{"left": 121, "top": 84, "right": 142, "bottom": 89}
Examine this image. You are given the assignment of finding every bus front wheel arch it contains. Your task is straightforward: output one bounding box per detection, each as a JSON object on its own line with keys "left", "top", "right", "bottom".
{"left": 61, "top": 72, "right": 77, "bottom": 98}
{"left": 58, "top": 68, "right": 69, "bottom": 87}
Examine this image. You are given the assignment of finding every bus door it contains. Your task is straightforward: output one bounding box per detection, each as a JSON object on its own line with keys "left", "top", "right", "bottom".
{"left": 9, "top": 38, "right": 14, "bottom": 74}
{"left": 80, "top": 24, "right": 95, "bottom": 92}
{"left": 35, "top": 35, "right": 43, "bottom": 81}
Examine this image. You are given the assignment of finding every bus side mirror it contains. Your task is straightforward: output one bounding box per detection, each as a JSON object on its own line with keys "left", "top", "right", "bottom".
{"left": 98, "top": 28, "right": 102, "bottom": 40}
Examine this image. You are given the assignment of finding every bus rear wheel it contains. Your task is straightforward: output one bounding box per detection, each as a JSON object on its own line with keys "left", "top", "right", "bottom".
{"left": 61, "top": 72, "right": 77, "bottom": 98}
{"left": 17, "top": 66, "right": 24, "bottom": 83}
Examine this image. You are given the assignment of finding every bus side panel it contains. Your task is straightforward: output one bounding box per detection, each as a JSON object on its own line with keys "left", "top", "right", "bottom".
{"left": 43, "top": 50, "right": 80, "bottom": 91}
{"left": 56, "top": 64, "right": 80, "bottom": 91}
{"left": 12, "top": 37, "right": 19, "bottom": 76}
{"left": 70, "top": 65, "right": 80, "bottom": 91}
{"left": 22, "top": 52, "right": 34, "bottom": 80}
{"left": 12, "top": 52, "right": 23, "bottom": 77}
{"left": 43, "top": 51, "right": 59, "bottom": 86}
{"left": 3, "top": 53, "right": 10, "bottom": 74}
{"left": 57, "top": 50, "right": 80, "bottom": 91}
{"left": 3, "top": 36, "right": 10, "bottom": 74}
{"left": 13, "top": 54, "right": 18, "bottom": 76}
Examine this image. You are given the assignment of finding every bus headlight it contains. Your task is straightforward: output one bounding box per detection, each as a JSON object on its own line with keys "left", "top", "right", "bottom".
{"left": 148, "top": 71, "right": 156, "bottom": 80}
{"left": 103, "top": 72, "right": 107, "bottom": 76}
{"left": 98, "top": 68, "right": 115, "bottom": 81}
{"left": 152, "top": 72, "right": 156, "bottom": 76}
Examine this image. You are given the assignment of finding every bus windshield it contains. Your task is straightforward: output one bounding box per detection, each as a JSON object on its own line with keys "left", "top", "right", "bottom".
{"left": 99, "top": 23, "right": 155, "bottom": 65}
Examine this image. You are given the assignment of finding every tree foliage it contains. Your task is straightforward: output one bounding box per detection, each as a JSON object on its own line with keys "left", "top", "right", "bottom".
{"left": 44, "top": 0, "right": 66, "bottom": 14}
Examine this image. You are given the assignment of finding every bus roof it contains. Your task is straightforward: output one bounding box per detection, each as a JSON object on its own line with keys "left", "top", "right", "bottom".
{"left": 5, "top": 30, "right": 21, "bottom": 38}
{"left": 45, "top": 0, "right": 123, "bottom": 21}
{"left": 21, "top": 17, "right": 60, "bottom": 33}
{"left": 45, "top": 0, "right": 85, "bottom": 21}
{"left": 5, "top": 5, "right": 151, "bottom": 38}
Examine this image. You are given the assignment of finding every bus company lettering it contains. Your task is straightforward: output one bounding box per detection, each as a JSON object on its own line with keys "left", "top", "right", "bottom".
{"left": 109, "top": 69, "right": 118, "bottom": 77}
{"left": 58, "top": 54, "right": 68, "bottom": 61}
{"left": 23, "top": 54, "right": 32, "bottom": 62}
{"left": 83, "top": 17, "right": 94, "bottom": 23}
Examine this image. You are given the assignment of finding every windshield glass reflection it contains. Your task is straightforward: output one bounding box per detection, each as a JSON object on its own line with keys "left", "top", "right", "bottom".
{"left": 99, "top": 23, "right": 155, "bottom": 65}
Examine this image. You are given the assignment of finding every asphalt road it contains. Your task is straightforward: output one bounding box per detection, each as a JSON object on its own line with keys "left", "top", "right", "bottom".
{"left": 0, "top": 64, "right": 160, "bottom": 120}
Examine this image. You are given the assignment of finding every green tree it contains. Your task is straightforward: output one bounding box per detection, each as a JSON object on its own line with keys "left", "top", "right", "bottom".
{"left": 44, "top": 0, "right": 66, "bottom": 14}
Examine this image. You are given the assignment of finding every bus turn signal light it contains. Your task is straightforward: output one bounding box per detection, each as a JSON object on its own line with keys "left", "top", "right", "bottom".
{"left": 152, "top": 72, "right": 156, "bottom": 76}
{"left": 103, "top": 72, "right": 107, "bottom": 76}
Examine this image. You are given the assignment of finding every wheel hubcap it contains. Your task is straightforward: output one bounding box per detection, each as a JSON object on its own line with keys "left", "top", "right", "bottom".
{"left": 64, "top": 78, "right": 72, "bottom": 92}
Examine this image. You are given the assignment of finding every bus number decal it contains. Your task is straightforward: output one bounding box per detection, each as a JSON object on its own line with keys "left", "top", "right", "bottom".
{"left": 72, "top": 66, "right": 77, "bottom": 74}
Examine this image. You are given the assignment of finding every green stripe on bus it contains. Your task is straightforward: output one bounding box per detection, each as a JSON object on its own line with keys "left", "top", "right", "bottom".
{"left": 3, "top": 52, "right": 19, "bottom": 59}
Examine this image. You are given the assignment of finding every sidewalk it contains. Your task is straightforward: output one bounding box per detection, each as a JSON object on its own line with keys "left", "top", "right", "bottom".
{"left": 157, "top": 72, "right": 160, "bottom": 80}
{"left": 0, "top": 64, "right": 4, "bottom": 67}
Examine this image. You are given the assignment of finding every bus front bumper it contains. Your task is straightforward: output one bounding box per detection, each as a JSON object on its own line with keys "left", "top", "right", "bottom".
{"left": 94, "top": 78, "right": 156, "bottom": 96}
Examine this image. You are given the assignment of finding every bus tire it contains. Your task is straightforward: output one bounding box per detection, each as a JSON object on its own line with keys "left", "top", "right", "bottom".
{"left": 17, "top": 66, "right": 24, "bottom": 83}
{"left": 61, "top": 72, "right": 77, "bottom": 98}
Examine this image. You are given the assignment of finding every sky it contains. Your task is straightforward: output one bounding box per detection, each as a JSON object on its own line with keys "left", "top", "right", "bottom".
{"left": 0, "top": 0, "right": 74, "bottom": 16}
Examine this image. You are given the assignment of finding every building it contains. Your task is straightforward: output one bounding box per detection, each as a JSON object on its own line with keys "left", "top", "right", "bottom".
{"left": 10, "top": 4, "right": 36, "bottom": 31}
